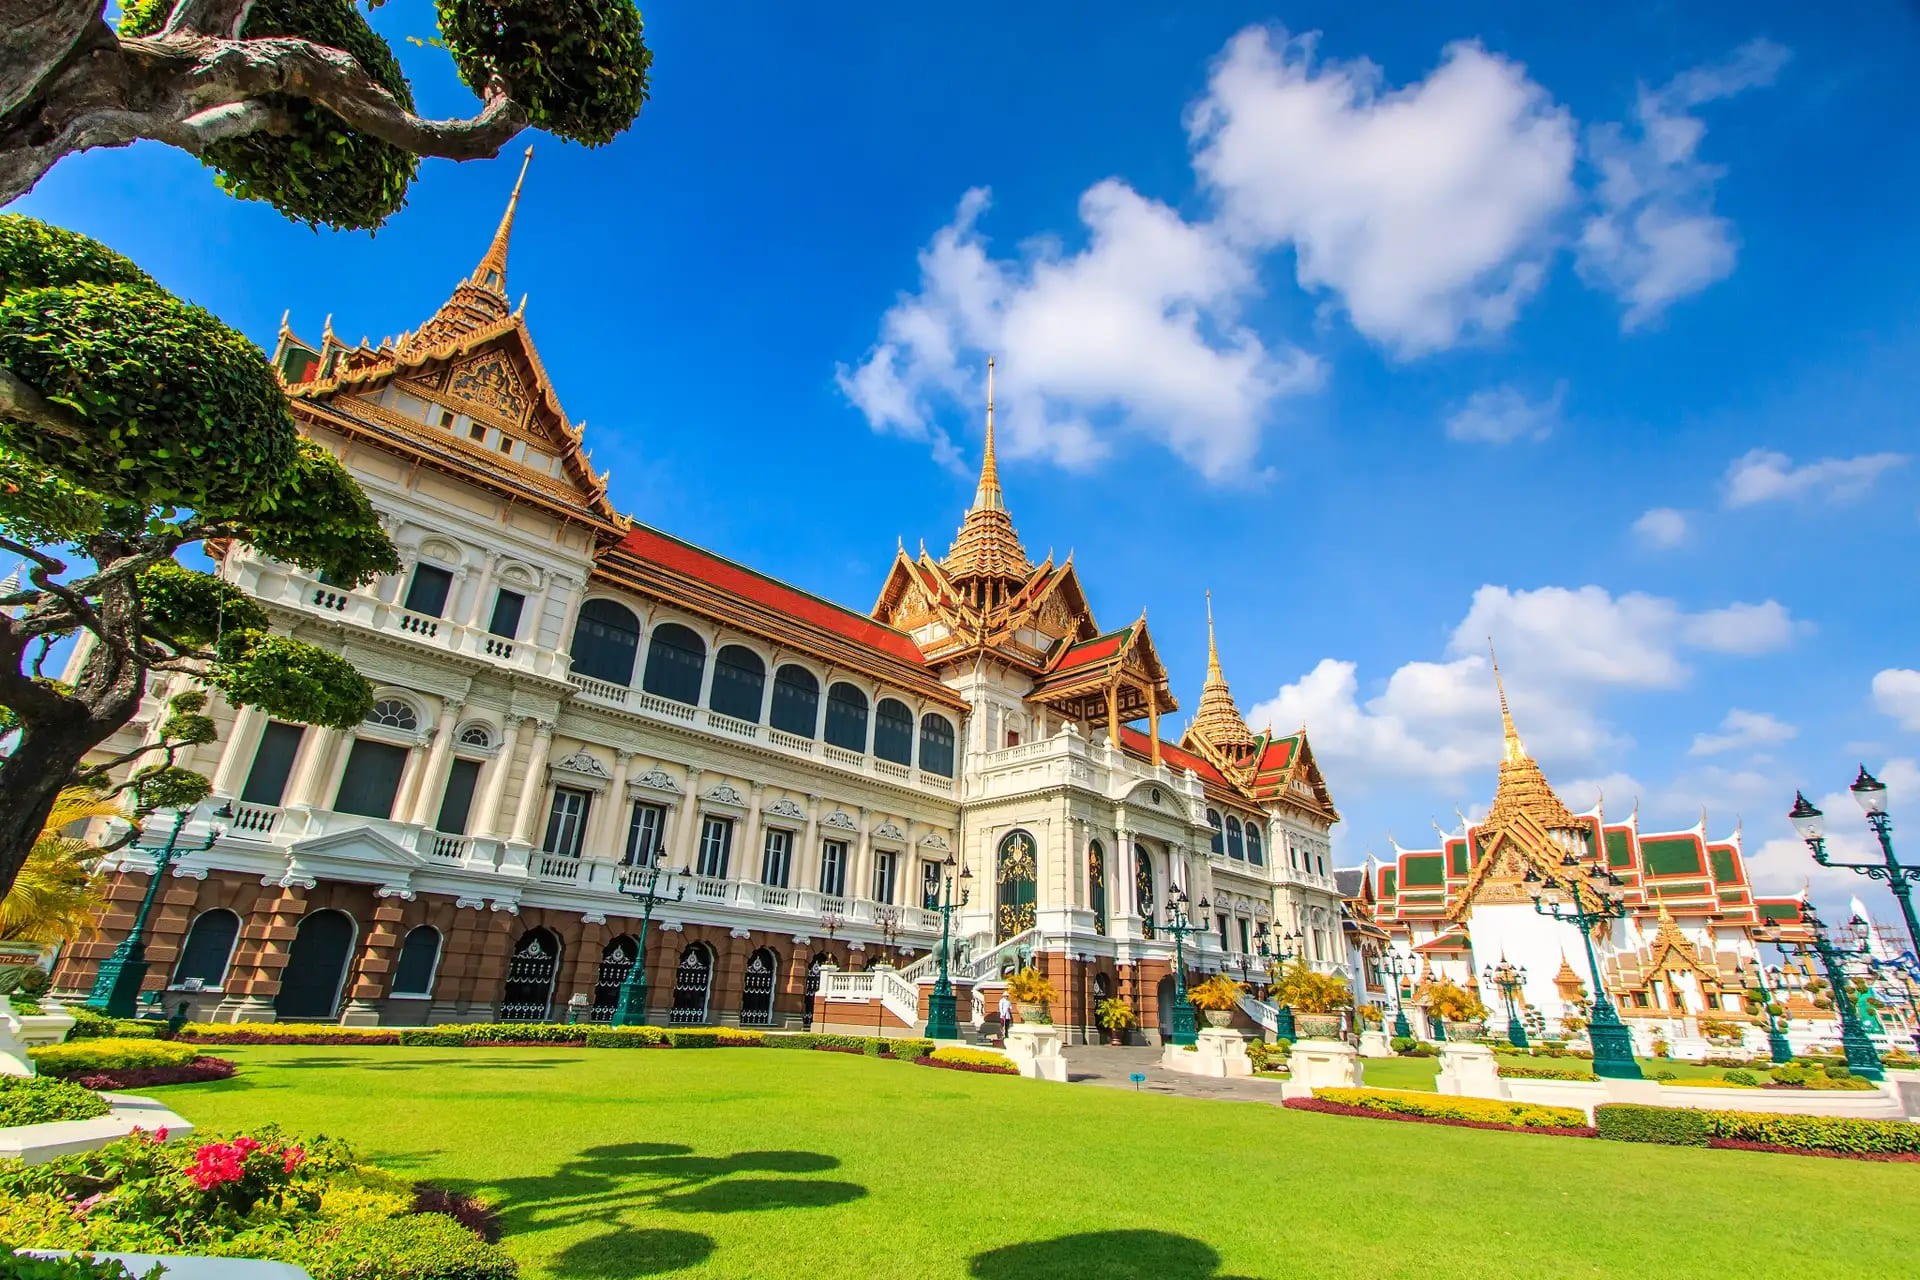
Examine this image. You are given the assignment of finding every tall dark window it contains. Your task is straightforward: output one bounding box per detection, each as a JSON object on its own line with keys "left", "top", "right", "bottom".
{"left": 696, "top": 816, "right": 733, "bottom": 879}
{"left": 770, "top": 664, "right": 820, "bottom": 737}
{"left": 170, "top": 909, "right": 240, "bottom": 989}
{"left": 1226, "top": 816, "right": 1245, "bottom": 861}
{"left": 390, "top": 926, "right": 441, "bottom": 996}
{"left": 921, "top": 861, "right": 941, "bottom": 910}
{"left": 874, "top": 698, "right": 913, "bottom": 765}
{"left": 333, "top": 740, "right": 408, "bottom": 819}
{"left": 819, "top": 840, "right": 847, "bottom": 897}
{"left": 918, "top": 714, "right": 956, "bottom": 777}
{"left": 403, "top": 564, "right": 454, "bottom": 618}
{"left": 1217, "top": 913, "right": 1230, "bottom": 949}
{"left": 1207, "top": 809, "right": 1224, "bottom": 856}
{"left": 1246, "top": 823, "right": 1264, "bottom": 866}
{"left": 487, "top": 589, "right": 525, "bottom": 639}
{"left": 240, "top": 722, "right": 305, "bottom": 806}
{"left": 872, "top": 850, "right": 898, "bottom": 904}
{"left": 710, "top": 644, "right": 766, "bottom": 722}
{"left": 642, "top": 623, "right": 707, "bottom": 705}
{"left": 571, "top": 599, "right": 641, "bottom": 685}
{"left": 1238, "top": 917, "right": 1252, "bottom": 954}
{"left": 434, "top": 758, "right": 482, "bottom": 834}
{"left": 824, "top": 682, "right": 869, "bottom": 752}
{"left": 761, "top": 828, "right": 793, "bottom": 888}
{"left": 626, "top": 801, "right": 667, "bottom": 866}
{"left": 542, "top": 787, "right": 592, "bottom": 857}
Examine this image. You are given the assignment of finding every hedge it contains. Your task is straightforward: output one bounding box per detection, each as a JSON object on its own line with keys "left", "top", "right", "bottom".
{"left": 28, "top": 1038, "right": 200, "bottom": 1076}
{"left": 1597, "top": 1104, "right": 1920, "bottom": 1158}
{"left": 1496, "top": 1064, "right": 1598, "bottom": 1081}
{"left": 926, "top": 1047, "right": 1015, "bottom": 1071}
{"left": 67, "top": 1010, "right": 162, "bottom": 1040}
{"left": 0, "top": 1254, "right": 156, "bottom": 1280}
{"left": 0, "top": 1075, "right": 111, "bottom": 1128}
{"left": 1312, "top": 1088, "right": 1589, "bottom": 1130}
{"left": 178, "top": 1022, "right": 400, "bottom": 1045}
{"left": 1594, "top": 1103, "right": 1712, "bottom": 1146}
{"left": 168, "top": 1021, "right": 941, "bottom": 1057}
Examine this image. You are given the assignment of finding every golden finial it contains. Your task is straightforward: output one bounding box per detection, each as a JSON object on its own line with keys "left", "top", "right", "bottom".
{"left": 1490, "top": 638, "right": 1524, "bottom": 764}
{"left": 321, "top": 313, "right": 336, "bottom": 343}
{"left": 278, "top": 309, "right": 292, "bottom": 336}
{"left": 973, "top": 356, "right": 1003, "bottom": 513}
{"left": 1205, "top": 590, "right": 1224, "bottom": 683}
{"left": 472, "top": 145, "right": 534, "bottom": 294}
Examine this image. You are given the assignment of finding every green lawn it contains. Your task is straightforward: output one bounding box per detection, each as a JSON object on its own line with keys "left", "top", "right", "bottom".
{"left": 158, "top": 1046, "right": 1917, "bottom": 1280}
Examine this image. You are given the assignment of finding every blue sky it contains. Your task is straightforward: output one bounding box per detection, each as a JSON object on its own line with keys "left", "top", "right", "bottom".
{"left": 25, "top": 3, "right": 1920, "bottom": 914}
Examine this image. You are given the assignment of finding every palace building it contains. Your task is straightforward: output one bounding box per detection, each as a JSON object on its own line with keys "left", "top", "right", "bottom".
{"left": 53, "top": 163, "right": 1347, "bottom": 1038}
{"left": 1338, "top": 664, "right": 1821, "bottom": 1058}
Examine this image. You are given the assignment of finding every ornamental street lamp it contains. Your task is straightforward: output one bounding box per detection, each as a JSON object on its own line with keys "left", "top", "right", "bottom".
{"left": 1737, "top": 958, "right": 1795, "bottom": 1065}
{"left": 924, "top": 855, "right": 972, "bottom": 1041}
{"left": 876, "top": 905, "right": 903, "bottom": 950}
{"left": 1753, "top": 904, "right": 1883, "bottom": 1080}
{"left": 611, "top": 856, "right": 685, "bottom": 1027}
{"left": 1526, "top": 847, "right": 1642, "bottom": 1080}
{"left": 1484, "top": 957, "right": 1529, "bottom": 1049}
{"left": 1840, "top": 915, "right": 1920, "bottom": 1056}
{"left": 86, "top": 805, "right": 229, "bottom": 1019}
{"left": 1161, "top": 888, "right": 1210, "bottom": 1047}
{"left": 1791, "top": 771, "right": 1920, "bottom": 961}
{"left": 1254, "top": 921, "right": 1302, "bottom": 1041}
{"left": 1380, "top": 947, "right": 1414, "bottom": 1040}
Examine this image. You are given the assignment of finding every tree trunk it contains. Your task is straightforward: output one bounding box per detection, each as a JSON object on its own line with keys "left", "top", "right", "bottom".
{"left": 0, "top": 715, "right": 104, "bottom": 901}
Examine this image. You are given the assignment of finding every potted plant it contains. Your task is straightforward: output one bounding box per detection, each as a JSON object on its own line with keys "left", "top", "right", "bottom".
{"left": 1270, "top": 958, "right": 1353, "bottom": 1039}
{"left": 1096, "top": 996, "right": 1136, "bottom": 1045}
{"left": 1187, "top": 974, "right": 1245, "bottom": 1028}
{"left": 1004, "top": 967, "right": 1058, "bottom": 1023}
{"left": 1358, "top": 1004, "right": 1384, "bottom": 1029}
{"left": 1423, "top": 979, "right": 1487, "bottom": 1042}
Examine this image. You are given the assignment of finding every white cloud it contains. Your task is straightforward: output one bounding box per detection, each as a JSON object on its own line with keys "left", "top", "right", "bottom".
{"left": 1873, "top": 669, "right": 1920, "bottom": 732}
{"left": 1190, "top": 27, "right": 1576, "bottom": 356}
{"left": 1577, "top": 39, "right": 1789, "bottom": 329}
{"left": 1690, "top": 708, "right": 1797, "bottom": 756}
{"left": 1723, "top": 448, "right": 1910, "bottom": 507}
{"left": 1678, "top": 599, "right": 1805, "bottom": 654}
{"left": 834, "top": 184, "right": 1322, "bottom": 480}
{"left": 1445, "top": 382, "right": 1566, "bottom": 444}
{"left": 1632, "top": 507, "right": 1689, "bottom": 549}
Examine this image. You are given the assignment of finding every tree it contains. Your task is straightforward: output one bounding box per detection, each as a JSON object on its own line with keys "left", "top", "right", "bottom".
{"left": 0, "top": 3, "right": 653, "bottom": 900}
{"left": 0, "top": 786, "right": 116, "bottom": 945}
{"left": 1, "top": 2, "right": 653, "bottom": 224}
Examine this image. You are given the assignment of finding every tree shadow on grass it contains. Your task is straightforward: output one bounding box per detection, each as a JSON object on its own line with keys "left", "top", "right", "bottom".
{"left": 264, "top": 1055, "right": 575, "bottom": 1072}
{"left": 438, "top": 1141, "right": 864, "bottom": 1279}
{"left": 971, "top": 1230, "right": 1261, "bottom": 1280}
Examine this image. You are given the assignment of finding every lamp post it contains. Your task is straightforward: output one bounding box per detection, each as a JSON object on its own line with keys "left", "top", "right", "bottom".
{"left": 1526, "top": 848, "right": 1642, "bottom": 1080}
{"left": 1753, "top": 904, "right": 1883, "bottom": 1080}
{"left": 1254, "top": 922, "right": 1301, "bottom": 1041}
{"left": 925, "top": 855, "right": 972, "bottom": 1040}
{"left": 1161, "top": 888, "right": 1209, "bottom": 1047}
{"left": 1381, "top": 947, "right": 1413, "bottom": 1040}
{"left": 1484, "top": 957, "right": 1529, "bottom": 1049}
{"left": 611, "top": 857, "right": 685, "bottom": 1027}
{"left": 1738, "top": 958, "right": 1795, "bottom": 1065}
{"left": 86, "top": 805, "right": 229, "bottom": 1018}
{"left": 1791, "top": 773, "right": 1920, "bottom": 960}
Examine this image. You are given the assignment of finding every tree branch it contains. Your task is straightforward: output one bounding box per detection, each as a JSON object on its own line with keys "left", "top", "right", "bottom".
{"left": 162, "top": 1, "right": 255, "bottom": 40}
{"left": 0, "top": 369, "right": 88, "bottom": 446}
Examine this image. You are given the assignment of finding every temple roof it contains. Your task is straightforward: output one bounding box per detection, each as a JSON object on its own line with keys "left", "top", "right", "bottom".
{"left": 1185, "top": 592, "right": 1256, "bottom": 757}
{"left": 942, "top": 359, "right": 1032, "bottom": 583}
{"left": 1484, "top": 650, "right": 1580, "bottom": 837}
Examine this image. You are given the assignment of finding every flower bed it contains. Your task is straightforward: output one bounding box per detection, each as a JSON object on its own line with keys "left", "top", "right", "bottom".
{"left": 1308, "top": 1088, "right": 1590, "bottom": 1131}
{"left": 0, "top": 1076, "right": 110, "bottom": 1128}
{"left": 28, "top": 1038, "right": 201, "bottom": 1077}
{"left": 1596, "top": 1103, "right": 1920, "bottom": 1159}
{"left": 0, "top": 1127, "right": 516, "bottom": 1280}
{"left": 168, "top": 1021, "right": 943, "bottom": 1060}
{"left": 69, "top": 1056, "right": 237, "bottom": 1091}
{"left": 1496, "top": 1064, "right": 1598, "bottom": 1081}
{"left": 1287, "top": 1095, "right": 1593, "bottom": 1138}
{"left": 915, "top": 1047, "right": 1016, "bottom": 1075}
{"left": 66, "top": 1010, "right": 162, "bottom": 1041}
{"left": 176, "top": 1022, "right": 402, "bottom": 1046}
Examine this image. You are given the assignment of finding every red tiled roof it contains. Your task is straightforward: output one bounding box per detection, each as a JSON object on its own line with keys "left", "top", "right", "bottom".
{"left": 1051, "top": 628, "right": 1130, "bottom": 674}
{"left": 1117, "top": 725, "right": 1233, "bottom": 788}
{"left": 612, "top": 524, "right": 928, "bottom": 666}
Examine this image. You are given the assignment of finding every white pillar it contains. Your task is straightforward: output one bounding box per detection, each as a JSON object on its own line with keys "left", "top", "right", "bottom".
{"left": 584, "top": 750, "right": 633, "bottom": 859}
{"left": 464, "top": 552, "right": 501, "bottom": 628}
{"left": 476, "top": 715, "right": 525, "bottom": 839}
{"left": 283, "top": 727, "right": 342, "bottom": 809}
{"left": 407, "top": 699, "right": 464, "bottom": 826}
{"left": 855, "top": 806, "right": 874, "bottom": 902}
{"left": 739, "top": 782, "right": 766, "bottom": 883}
{"left": 673, "top": 767, "right": 705, "bottom": 870}
{"left": 209, "top": 704, "right": 267, "bottom": 798}
{"left": 509, "top": 720, "right": 556, "bottom": 846}
{"left": 801, "top": 794, "right": 821, "bottom": 892}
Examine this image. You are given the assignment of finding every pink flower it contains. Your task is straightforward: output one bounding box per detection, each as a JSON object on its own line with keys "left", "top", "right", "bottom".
{"left": 281, "top": 1147, "right": 305, "bottom": 1173}
{"left": 154, "top": 1127, "right": 168, "bottom": 1143}
{"left": 74, "top": 1192, "right": 105, "bottom": 1218}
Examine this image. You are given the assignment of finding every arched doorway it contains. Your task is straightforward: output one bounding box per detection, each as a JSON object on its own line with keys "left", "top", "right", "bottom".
{"left": 670, "top": 943, "right": 714, "bottom": 1025}
{"left": 996, "top": 829, "right": 1037, "bottom": 942}
{"left": 740, "top": 947, "right": 777, "bottom": 1026}
{"left": 802, "top": 952, "right": 829, "bottom": 1029}
{"left": 501, "top": 928, "right": 562, "bottom": 1022}
{"left": 1135, "top": 845, "right": 1157, "bottom": 940}
{"left": 590, "top": 936, "right": 638, "bottom": 1023}
{"left": 1156, "top": 975, "right": 1176, "bottom": 1042}
{"left": 274, "top": 910, "right": 356, "bottom": 1020}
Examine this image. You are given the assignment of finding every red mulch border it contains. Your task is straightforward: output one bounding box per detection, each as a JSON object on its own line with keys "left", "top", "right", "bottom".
{"left": 464, "top": 1039, "right": 587, "bottom": 1049}
{"left": 1284, "top": 1096, "right": 1596, "bottom": 1138}
{"left": 66, "top": 1056, "right": 238, "bottom": 1090}
{"left": 178, "top": 1031, "right": 403, "bottom": 1046}
{"left": 1705, "top": 1139, "right": 1920, "bottom": 1163}
{"left": 912, "top": 1056, "right": 1016, "bottom": 1076}
{"left": 412, "top": 1184, "right": 502, "bottom": 1241}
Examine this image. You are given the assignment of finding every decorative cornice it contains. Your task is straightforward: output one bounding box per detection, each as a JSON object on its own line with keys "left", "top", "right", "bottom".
{"left": 765, "top": 797, "right": 806, "bottom": 820}
{"left": 705, "top": 783, "right": 746, "bottom": 808}
{"left": 631, "top": 767, "right": 681, "bottom": 794}
{"left": 823, "top": 810, "right": 858, "bottom": 831}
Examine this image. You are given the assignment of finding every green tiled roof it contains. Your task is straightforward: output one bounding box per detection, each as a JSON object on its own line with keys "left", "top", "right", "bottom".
{"left": 1709, "top": 848, "right": 1739, "bottom": 885}
{"left": 1604, "top": 828, "right": 1634, "bottom": 869}
{"left": 1402, "top": 854, "right": 1445, "bottom": 888}
{"left": 1642, "top": 836, "right": 1703, "bottom": 877}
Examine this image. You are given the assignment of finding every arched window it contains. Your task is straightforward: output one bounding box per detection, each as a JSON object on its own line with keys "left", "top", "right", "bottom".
{"left": 824, "top": 682, "right": 869, "bottom": 752}
{"left": 1226, "top": 816, "right": 1245, "bottom": 861}
{"left": 995, "top": 829, "right": 1037, "bottom": 941}
{"left": 501, "top": 927, "right": 563, "bottom": 1021}
{"left": 456, "top": 724, "right": 493, "bottom": 749}
{"left": 274, "top": 910, "right": 357, "bottom": 1020}
{"left": 770, "top": 665, "right": 820, "bottom": 738}
{"left": 1246, "top": 822, "right": 1264, "bottom": 866}
{"left": 1206, "top": 809, "right": 1224, "bottom": 856}
{"left": 571, "top": 599, "right": 642, "bottom": 685}
{"left": 170, "top": 909, "right": 240, "bottom": 989}
{"left": 390, "top": 926, "right": 442, "bottom": 997}
{"left": 709, "top": 644, "right": 766, "bottom": 722}
{"left": 874, "top": 698, "right": 914, "bottom": 765}
{"left": 642, "top": 623, "right": 707, "bottom": 705}
{"left": 919, "top": 713, "right": 955, "bottom": 777}
{"left": 368, "top": 699, "right": 419, "bottom": 732}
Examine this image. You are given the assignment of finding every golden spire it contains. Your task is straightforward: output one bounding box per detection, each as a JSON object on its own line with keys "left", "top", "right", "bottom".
{"left": 975, "top": 356, "right": 1004, "bottom": 513}
{"left": 1205, "top": 590, "right": 1225, "bottom": 684}
{"left": 1484, "top": 647, "right": 1580, "bottom": 838}
{"left": 1491, "top": 639, "right": 1524, "bottom": 765}
{"left": 472, "top": 145, "right": 533, "bottom": 294}
{"left": 1190, "top": 590, "right": 1256, "bottom": 757}
{"left": 942, "top": 357, "right": 1032, "bottom": 586}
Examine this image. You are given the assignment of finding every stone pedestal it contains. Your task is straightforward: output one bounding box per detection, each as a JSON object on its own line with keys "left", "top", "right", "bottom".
{"left": 1160, "top": 1027, "right": 1253, "bottom": 1078}
{"left": 0, "top": 996, "right": 76, "bottom": 1077}
{"left": 1358, "top": 1029, "right": 1393, "bottom": 1058}
{"left": 1435, "top": 1042, "right": 1504, "bottom": 1098}
{"left": 1004, "top": 1023, "right": 1068, "bottom": 1082}
{"left": 1278, "top": 1038, "right": 1362, "bottom": 1098}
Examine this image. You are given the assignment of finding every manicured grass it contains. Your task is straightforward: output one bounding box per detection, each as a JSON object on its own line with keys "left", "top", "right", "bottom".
{"left": 161, "top": 1046, "right": 1917, "bottom": 1280}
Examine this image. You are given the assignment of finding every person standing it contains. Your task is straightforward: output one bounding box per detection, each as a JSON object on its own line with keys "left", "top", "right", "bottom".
{"left": 997, "top": 991, "right": 1013, "bottom": 1041}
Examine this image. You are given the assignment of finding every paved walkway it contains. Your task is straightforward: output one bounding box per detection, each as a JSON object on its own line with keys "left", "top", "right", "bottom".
{"left": 1061, "top": 1043, "right": 1291, "bottom": 1105}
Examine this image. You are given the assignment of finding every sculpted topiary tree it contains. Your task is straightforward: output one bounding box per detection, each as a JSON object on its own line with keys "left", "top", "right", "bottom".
{"left": 0, "top": 2, "right": 653, "bottom": 900}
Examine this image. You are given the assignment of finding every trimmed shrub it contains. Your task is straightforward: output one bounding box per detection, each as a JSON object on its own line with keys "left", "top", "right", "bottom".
{"left": 1402, "top": 1041, "right": 1438, "bottom": 1058}
{"left": 0, "top": 1075, "right": 110, "bottom": 1127}
{"left": 891, "top": 1037, "right": 935, "bottom": 1061}
{"left": 1596, "top": 1103, "right": 1712, "bottom": 1146}
{"left": 178, "top": 1022, "right": 400, "bottom": 1045}
{"left": 67, "top": 1009, "right": 161, "bottom": 1040}
{"left": 665, "top": 1030, "right": 719, "bottom": 1049}
{"left": 397, "top": 1028, "right": 472, "bottom": 1047}
{"left": 1311, "top": 1087, "right": 1587, "bottom": 1130}
{"left": 1722, "top": 1069, "right": 1760, "bottom": 1086}
{"left": 286, "top": 1207, "right": 518, "bottom": 1280}
{"left": 0, "top": 1255, "right": 156, "bottom": 1280}
{"left": 715, "top": 1029, "right": 766, "bottom": 1047}
{"left": 29, "top": 1038, "right": 199, "bottom": 1077}
{"left": 1389, "top": 1035, "right": 1415, "bottom": 1054}
{"left": 1769, "top": 1064, "right": 1808, "bottom": 1086}
{"left": 72, "top": 1057, "right": 237, "bottom": 1091}
{"left": 582, "top": 1026, "right": 667, "bottom": 1048}
{"left": 1662, "top": 1078, "right": 1766, "bottom": 1089}
{"left": 1654, "top": 1069, "right": 1678, "bottom": 1081}
{"left": 922, "top": 1047, "right": 1016, "bottom": 1074}
{"left": 1496, "top": 1064, "right": 1598, "bottom": 1081}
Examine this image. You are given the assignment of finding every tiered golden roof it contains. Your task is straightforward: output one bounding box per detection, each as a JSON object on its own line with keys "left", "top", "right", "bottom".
{"left": 1189, "top": 591, "right": 1257, "bottom": 759}
{"left": 941, "top": 359, "right": 1033, "bottom": 590}
{"left": 1484, "top": 649, "right": 1580, "bottom": 836}
{"left": 404, "top": 146, "right": 533, "bottom": 355}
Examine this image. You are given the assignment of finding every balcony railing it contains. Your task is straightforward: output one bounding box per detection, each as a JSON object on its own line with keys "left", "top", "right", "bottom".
{"left": 271, "top": 571, "right": 567, "bottom": 679}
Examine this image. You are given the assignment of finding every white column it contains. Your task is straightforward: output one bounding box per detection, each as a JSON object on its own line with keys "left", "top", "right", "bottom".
{"left": 378, "top": 548, "right": 416, "bottom": 606}
{"left": 463, "top": 553, "right": 501, "bottom": 628}
{"left": 739, "top": 783, "right": 766, "bottom": 883}
{"left": 476, "top": 715, "right": 525, "bottom": 839}
{"left": 407, "top": 699, "right": 464, "bottom": 826}
{"left": 1114, "top": 813, "right": 1135, "bottom": 929}
{"left": 801, "top": 794, "right": 821, "bottom": 892}
{"left": 547, "top": 573, "right": 586, "bottom": 655}
{"left": 509, "top": 720, "right": 556, "bottom": 846}
{"left": 855, "top": 806, "right": 874, "bottom": 902}
{"left": 283, "top": 727, "right": 342, "bottom": 809}
{"left": 673, "top": 766, "right": 705, "bottom": 870}
{"left": 584, "top": 750, "right": 633, "bottom": 859}
{"left": 209, "top": 704, "right": 268, "bottom": 798}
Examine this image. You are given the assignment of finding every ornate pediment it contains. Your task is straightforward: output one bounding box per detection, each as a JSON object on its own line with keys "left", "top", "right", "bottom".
{"left": 447, "top": 351, "right": 529, "bottom": 424}
{"left": 632, "top": 767, "right": 680, "bottom": 793}
{"left": 705, "top": 783, "right": 746, "bottom": 808}
{"left": 875, "top": 821, "right": 906, "bottom": 842}
{"left": 552, "top": 750, "right": 611, "bottom": 780}
{"left": 765, "top": 797, "right": 806, "bottom": 820}
{"left": 822, "top": 809, "right": 859, "bottom": 830}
